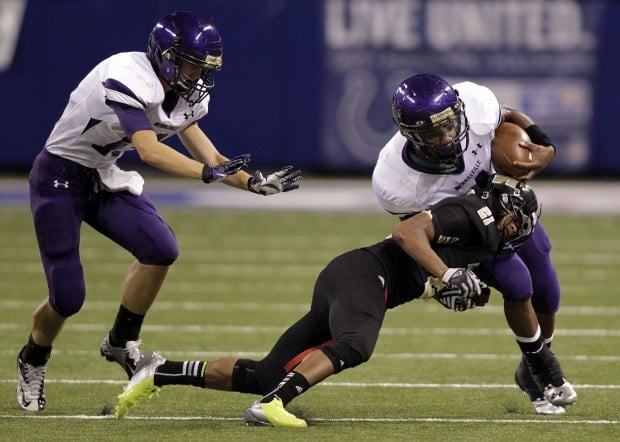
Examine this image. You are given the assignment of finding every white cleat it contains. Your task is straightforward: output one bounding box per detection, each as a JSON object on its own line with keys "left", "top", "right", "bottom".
{"left": 532, "top": 398, "right": 565, "bottom": 415}
{"left": 543, "top": 380, "right": 577, "bottom": 406}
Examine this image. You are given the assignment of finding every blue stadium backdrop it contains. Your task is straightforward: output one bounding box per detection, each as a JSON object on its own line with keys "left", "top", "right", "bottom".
{"left": 1, "top": 0, "right": 619, "bottom": 175}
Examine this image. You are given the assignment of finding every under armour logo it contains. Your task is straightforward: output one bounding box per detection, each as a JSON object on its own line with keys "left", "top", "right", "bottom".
{"left": 53, "top": 180, "right": 69, "bottom": 189}
{"left": 184, "top": 111, "right": 194, "bottom": 120}
{"left": 471, "top": 143, "right": 482, "bottom": 155}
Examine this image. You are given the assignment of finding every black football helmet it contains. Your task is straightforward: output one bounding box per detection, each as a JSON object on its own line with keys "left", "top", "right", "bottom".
{"left": 476, "top": 174, "right": 540, "bottom": 251}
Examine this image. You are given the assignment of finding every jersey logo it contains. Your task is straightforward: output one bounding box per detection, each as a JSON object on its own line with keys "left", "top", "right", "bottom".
{"left": 53, "top": 180, "right": 69, "bottom": 189}
{"left": 436, "top": 235, "right": 459, "bottom": 244}
{"left": 454, "top": 159, "right": 481, "bottom": 191}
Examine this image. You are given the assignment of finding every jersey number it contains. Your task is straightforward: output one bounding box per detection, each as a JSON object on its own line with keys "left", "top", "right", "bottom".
{"left": 477, "top": 206, "right": 494, "bottom": 226}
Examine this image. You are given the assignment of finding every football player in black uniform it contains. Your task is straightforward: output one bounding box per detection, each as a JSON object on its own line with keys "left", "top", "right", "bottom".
{"left": 115, "top": 175, "right": 575, "bottom": 427}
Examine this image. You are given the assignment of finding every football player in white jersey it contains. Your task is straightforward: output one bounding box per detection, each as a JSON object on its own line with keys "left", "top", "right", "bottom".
{"left": 16, "top": 11, "right": 301, "bottom": 412}
{"left": 372, "top": 74, "right": 575, "bottom": 415}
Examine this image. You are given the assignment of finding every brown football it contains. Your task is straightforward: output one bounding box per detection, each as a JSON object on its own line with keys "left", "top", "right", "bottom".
{"left": 491, "top": 122, "right": 532, "bottom": 177}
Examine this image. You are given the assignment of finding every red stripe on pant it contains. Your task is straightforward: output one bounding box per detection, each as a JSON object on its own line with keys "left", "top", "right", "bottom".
{"left": 284, "top": 340, "right": 334, "bottom": 373}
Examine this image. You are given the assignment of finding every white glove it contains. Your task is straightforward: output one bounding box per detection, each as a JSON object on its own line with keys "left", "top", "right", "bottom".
{"left": 441, "top": 268, "right": 483, "bottom": 298}
{"left": 422, "top": 276, "right": 484, "bottom": 312}
{"left": 435, "top": 287, "right": 477, "bottom": 312}
{"left": 248, "top": 166, "right": 302, "bottom": 195}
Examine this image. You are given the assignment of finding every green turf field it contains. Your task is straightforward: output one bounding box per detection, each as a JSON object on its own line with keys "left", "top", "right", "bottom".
{"left": 0, "top": 207, "right": 618, "bottom": 441}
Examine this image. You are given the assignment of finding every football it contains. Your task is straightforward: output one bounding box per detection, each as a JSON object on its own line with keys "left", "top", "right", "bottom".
{"left": 491, "top": 122, "right": 532, "bottom": 177}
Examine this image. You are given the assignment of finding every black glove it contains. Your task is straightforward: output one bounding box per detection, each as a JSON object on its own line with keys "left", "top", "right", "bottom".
{"left": 202, "top": 154, "right": 251, "bottom": 183}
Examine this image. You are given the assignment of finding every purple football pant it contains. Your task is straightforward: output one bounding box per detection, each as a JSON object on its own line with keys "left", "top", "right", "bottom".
{"left": 476, "top": 224, "right": 560, "bottom": 314}
{"left": 28, "top": 150, "right": 178, "bottom": 317}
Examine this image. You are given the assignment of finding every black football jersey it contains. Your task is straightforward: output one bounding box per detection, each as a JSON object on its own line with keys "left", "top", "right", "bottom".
{"left": 363, "top": 194, "right": 501, "bottom": 309}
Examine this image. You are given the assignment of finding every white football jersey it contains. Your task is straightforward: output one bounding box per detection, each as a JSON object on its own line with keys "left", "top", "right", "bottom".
{"left": 372, "top": 81, "right": 501, "bottom": 216}
{"left": 44, "top": 52, "right": 210, "bottom": 193}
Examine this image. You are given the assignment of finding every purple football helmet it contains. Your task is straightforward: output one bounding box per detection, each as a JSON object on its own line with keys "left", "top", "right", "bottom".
{"left": 392, "top": 74, "right": 469, "bottom": 165}
{"left": 147, "top": 11, "right": 223, "bottom": 105}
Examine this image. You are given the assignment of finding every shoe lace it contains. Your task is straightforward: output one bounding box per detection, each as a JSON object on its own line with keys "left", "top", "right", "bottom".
{"left": 22, "top": 363, "right": 46, "bottom": 397}
{"left": 124, "top": 340, "right": 142, "bottom": 365}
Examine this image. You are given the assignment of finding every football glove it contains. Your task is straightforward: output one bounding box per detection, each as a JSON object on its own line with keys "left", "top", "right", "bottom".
{"left": 248, "top": 166, "right": 302, "bottom": 195}
{"left": 202, "top": 154, "right": 251, "bottom": 183}
{"left": 441, "top": 268, "right": 483, "bottom": 298}
{"left": 421, "top": 276, "right": 490, "bottom": 312}
{"left": 435, "top": 286, "right": 476, "bottom": 312}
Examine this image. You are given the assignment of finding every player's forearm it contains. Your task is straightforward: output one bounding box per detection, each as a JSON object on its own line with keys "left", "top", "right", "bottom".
{"left": 392, "top": 219, "right": 448, "bottom": 278}
{"left": 142, "top": 143, "right": 205, "bottom": 179}
{"left": 501, "top": 106, "right": 535, "bottom": 129}
{"left": 132, "top": 130, "right": 204, "bottom": 179}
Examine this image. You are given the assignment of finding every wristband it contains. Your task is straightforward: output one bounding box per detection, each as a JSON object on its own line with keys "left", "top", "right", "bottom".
{"left": 525, "top": 124, "right": 555, "bottom": 152}
{"left": 201, "top": 164, "right": 212, "bottom": 183}
{"left": 247, "top": 176, "right": 255, "bottom": 192}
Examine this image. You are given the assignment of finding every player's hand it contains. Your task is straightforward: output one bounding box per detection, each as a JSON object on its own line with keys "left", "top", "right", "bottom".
{"left": 434, "top": 286, "right": 475, "bottom": 312}
{"left": 435, "top": 285, "right": 490, "bottom": 312}
{"left": 512, "top": 142, "right": 555, "bottom": 180}
{"left": 441, "top": 268, "right": 483, "bottom": 298}
{"left": 248, "top": 166, "right": 302, "bottom": 195}
{"left": 202, "top": 154, "right": 251, "bottom": 183}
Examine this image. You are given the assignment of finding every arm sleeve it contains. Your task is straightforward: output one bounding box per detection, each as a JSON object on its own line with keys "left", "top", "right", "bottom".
{"left": 107, "top": 100, "right": 153, "bottom": 139}
{"left": 102, "top": 78, "right": 153, "bottom": 138}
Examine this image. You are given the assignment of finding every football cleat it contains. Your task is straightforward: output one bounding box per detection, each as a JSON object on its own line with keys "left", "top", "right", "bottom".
{"left": 17, "top": 354, "right": 46, "bottom": 411}
{"left": 244, "top": 397, "right": 307, "bottom": 428}
{"left": 514, "top": 357, "right": 565, "bottom": 415}
{"left": 100, "top": 334, "right": 142, "bottom": 378}
{"left": 115, "top": 350, "right": 165, "bottom": 419}
{"left": 532, "top": 398, "right": 566, "bottom": 415}
{"left": 543, "top": 379, "right": 577, "bottom": 407}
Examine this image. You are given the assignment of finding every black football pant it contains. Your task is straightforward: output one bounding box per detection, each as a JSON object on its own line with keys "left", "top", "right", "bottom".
{"left": 233, "top": 249, "right": 387, "bottom": 395}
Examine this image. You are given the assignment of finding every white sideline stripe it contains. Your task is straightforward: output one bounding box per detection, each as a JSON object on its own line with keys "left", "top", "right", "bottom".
{"left": 2, "top": 177, "right": 620, "bottom": 214}
{"left": 1, "top": 379, "right": 618, "bottom": 390}
{"left": 2, "top": 349, "right": 619, "bottom": 363}
{"left": 3, "top": 322, "right": 619, "bottom": 337}
{"left": 0, "top": 414, "right": 617, "bottom": 425}
{"left": 2, "top": 300, "right": 620, "bottom": 316}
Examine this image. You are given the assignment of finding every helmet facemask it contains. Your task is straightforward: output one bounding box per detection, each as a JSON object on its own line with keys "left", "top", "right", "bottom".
{"left": 495, "top": 191, "right": 539, "bottom": 250}
{"left": 162, "top": 47, "right": 222, "bottom": 105}
{"left": 478, "top": 175, "right": 540, "bottom": 252}
{"left": 393, "top": 96, "right": 470, "bottom": 167}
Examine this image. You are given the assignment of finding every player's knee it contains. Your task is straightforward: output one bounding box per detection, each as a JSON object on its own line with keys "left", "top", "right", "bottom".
{"left": 231, "top": 359, "right": 260, "bottom": 393}
{"left": 135, "top": 231, "right": 179, "bottom": 265}
{"left": 231, "top": 359, "right": 286, "bottom": 395}
{"left": 531, "top": 290, "right": 560, "bottom": 314}
{"left": 48, "top": 264, "right": 85, "bottom": 317}
{"left": 320, "top": 342, "right": 370, "bottom": 373}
